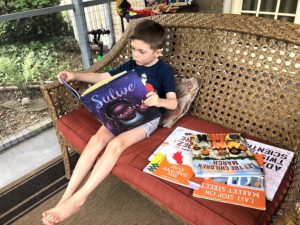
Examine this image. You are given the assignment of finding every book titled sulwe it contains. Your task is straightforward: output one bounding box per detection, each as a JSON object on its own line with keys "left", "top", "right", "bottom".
{"left": 61, "top": 70, "right": 161, "bottom": 136}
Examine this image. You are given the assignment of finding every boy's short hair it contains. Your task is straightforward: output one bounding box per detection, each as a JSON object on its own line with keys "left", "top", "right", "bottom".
{"left": 130, "top": 19, "right": 165, "bottom": 50}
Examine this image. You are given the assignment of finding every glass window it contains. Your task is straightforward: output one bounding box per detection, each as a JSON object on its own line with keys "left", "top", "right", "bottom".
{"left": 242, "top": 13, "right": 256, "bottom": 17}
{"left": 278, "top": 15, "right": 295, "bottom": 22}
{"left": 258, "top": 14, "right": 275, "bottom": 20}
{"left": 279, "top": 0, "right": 297, "bottom": 13}
{"left": 260, "top": 0, "right": 277, "bottom": 12}
{"left": 242, "top": 0, "right": 258, "bottom": 11}
{"left": 225, "top": 0, "right": 300, "bottom": 24}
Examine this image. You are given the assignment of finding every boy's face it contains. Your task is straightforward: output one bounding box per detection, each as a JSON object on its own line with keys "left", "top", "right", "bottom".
{"left": 130, "top": 39, "right": 162, "bottom": 67}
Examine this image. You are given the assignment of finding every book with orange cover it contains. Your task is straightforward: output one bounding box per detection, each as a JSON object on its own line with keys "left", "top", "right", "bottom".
{"left": 144, "top": 126, "right": 203, "bottom": 189}
{"left": 193, "top": 154, "right": 266, "bottom": 210}
{"left": 143, "top": 142, "right": 200, "bottom": 189}
{"left": 192, "top": 175, "right": 266, "bottom": 210}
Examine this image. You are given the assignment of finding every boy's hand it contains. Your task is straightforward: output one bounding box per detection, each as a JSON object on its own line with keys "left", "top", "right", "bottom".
{"left": 144, "top": 91, "right": 160, "bottom": 107}
{"left": 57, "top": 71, "right": 77, "bottom": 83}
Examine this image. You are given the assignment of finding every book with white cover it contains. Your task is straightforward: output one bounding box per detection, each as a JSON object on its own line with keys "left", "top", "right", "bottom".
{"left": 148, "top": 126, "right": 203, "bottom": 161}
{"left": 246, "top": 139, "right": 294, "bottom": 201}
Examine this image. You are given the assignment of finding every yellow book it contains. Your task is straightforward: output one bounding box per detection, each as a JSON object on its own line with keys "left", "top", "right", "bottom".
{"left": 82, "top": 71, "right": 127, "bottom": 96}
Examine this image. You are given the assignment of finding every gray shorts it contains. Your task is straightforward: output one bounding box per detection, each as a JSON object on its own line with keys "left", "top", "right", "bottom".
{"left": 141, "top": 117, "right": 160, "bottom": 137}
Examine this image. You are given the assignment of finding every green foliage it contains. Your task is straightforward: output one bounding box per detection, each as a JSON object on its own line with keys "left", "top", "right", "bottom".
{"left": 22, "top": 51, "right": 40, "bottom": 87}
{"left": 0, "top": 0, "right": 72, "bottom": 43}
{"left": 0, "top": 57, "right": 19, "bottom": 85}
{"left": 0, "top": 36, "right": 83, "bottom": 87}
{"left": 0, "top": 1, "right": 84, "bottom": 88}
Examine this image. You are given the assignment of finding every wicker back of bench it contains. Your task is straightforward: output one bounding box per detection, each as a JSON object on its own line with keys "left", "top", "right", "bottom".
{"left": 87, "top": 14, "right": 300, "bottom": 225}
{"left": 89, "top": 13, "right": 300, "bottom": 153}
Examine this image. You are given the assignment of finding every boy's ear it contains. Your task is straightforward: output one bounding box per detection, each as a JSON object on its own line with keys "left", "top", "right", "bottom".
{"left": 155, "top": 48, "right": 163, "bottom": 57}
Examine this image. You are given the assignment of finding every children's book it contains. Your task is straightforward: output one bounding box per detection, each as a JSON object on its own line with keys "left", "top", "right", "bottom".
{"left": 144, "top": 126, "right": 204, "bottom": 189}
{"left": 246, "top": 139, "right": 294, "bottom": 201}
{"left": 190, "top": 133, "right": 263, "bottom": 177}
{"left": 143, "top": 143, "right": 200, "bottom": 189}
{"left": 193, "top": 154, "right": 266, "bottom": 210}
{"left": 61, "top": 70, "right": 161, "bottom": 136}
{"left": 192, "top": 175, "right": 266, "bottom": 210}
{"left": 148, "top": 126, "right": 203, "bottom": 161}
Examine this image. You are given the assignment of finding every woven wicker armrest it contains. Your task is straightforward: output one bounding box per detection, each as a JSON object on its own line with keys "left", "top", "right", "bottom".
{"left": 41, "top": 80, "right": 90, "bottom": 125}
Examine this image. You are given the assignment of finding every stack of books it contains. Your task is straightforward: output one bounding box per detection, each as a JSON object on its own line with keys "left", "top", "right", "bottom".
{"left": 144, "top": 126, "right": 294, "bottom": 210}
{"left": 190, "top": 133, "right": 265, "bottom": 210}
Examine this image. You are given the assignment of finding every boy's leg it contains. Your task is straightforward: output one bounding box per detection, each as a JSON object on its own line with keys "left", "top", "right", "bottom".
{"left": 43, "top": 126, "right": 147, "bottom": 224}
{"left": 60, "top": 126, "right": 115, "bottom": 202}
{"left": 58, "top": 125, "right": 115, "bottom": 202}
{"left": 42, "top": 125, "right": 114, "bottom": 222}
{"left": 72, "top": 125, "right": 147, "bottom": 200}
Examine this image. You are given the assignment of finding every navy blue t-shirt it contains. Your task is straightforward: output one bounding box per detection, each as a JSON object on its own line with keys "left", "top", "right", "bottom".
{"left": 109, "top": 59, "right": 176, "bottom": 114}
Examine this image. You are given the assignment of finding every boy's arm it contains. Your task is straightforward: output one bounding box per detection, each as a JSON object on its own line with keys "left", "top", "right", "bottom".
{"left": 73, "top": 59, "right": 130, "bottom": 83}
{"left": 57, "top": 70, "right": 111, "bottom": 84}
{"left": 74, "top": 72, "right": 111, "bottom": 84}
{"left": 144, "top": 92, "right": 178, "bottom": 110}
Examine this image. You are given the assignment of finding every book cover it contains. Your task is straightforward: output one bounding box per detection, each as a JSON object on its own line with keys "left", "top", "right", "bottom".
{"left": 193, "top": 153, "right": 265, "bottom": 210}
{"left": 246, "top": 139, "right": 294, "bottom": 201}
{"left": 148, "top": 126, "right": 203, "bottom": 161}
{"left": 192, "top": 175, "right": 266, "bottom": 210}
{"left": 143, "top": 142, "right": 200, "bottom": 189}
{"left": 61, "top": 70, "right": 161, "bottom": 136}
{"left": 190, "top": 133, "right": 263, "bottom": 177}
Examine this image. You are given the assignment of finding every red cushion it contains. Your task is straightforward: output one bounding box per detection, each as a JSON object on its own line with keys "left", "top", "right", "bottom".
{"left": 112, "top": 116, "right": 293, "bottom": 225}
{"left": 57, "top": 107, "right": 292, "bottom": 225}
{"left": 57, "top": 107, "right": 101, "bottom": 153}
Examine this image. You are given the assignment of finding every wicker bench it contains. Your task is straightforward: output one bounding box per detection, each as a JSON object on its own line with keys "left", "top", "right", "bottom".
{"left": 42, "top": 13, "right": 300, "bottom": 225}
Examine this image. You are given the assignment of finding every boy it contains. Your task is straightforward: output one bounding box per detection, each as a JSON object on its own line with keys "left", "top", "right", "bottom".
{"left": 42, "top": 19, "right": 177, "bottom": 225}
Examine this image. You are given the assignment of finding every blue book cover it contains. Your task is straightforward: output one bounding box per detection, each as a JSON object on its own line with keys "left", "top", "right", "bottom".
{"left": 61, "top": 70, "right": 161, "bottom": 135}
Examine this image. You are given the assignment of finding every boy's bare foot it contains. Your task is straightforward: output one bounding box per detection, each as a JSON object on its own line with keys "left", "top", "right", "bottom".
{"left": 41, "top": 193, "right": 73, "bottom": 219}
{"left": 42, "top": 214, "right": 58, "bottom": 225}
{"left": 42, "top": 197, "right": 85, "bottom": 225}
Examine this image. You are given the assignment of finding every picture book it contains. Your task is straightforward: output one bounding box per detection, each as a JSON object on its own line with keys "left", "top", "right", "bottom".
{"left": 193, "top": 154, "right": 266, "bottom": 210}
{"left": 192, "top": 175, "right": 266, "bottom": 210}
{"left": 143, "top": 142, "right": 200, "bottom": 189}
{"left": 190, "top": 133, "right": 263, "bottom": 177}
{"left": 61, "top": 70, "right": 161, "bottom": 136}
{"left": 246, "top": 139, "right": 294, "bottom": 201}
{"left": 148, "top": 126, "right": 203, "bottom": 161}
